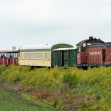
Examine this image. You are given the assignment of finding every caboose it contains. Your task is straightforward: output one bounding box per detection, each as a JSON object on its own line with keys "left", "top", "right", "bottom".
{"left": 76, "top": 36, "right": 111, "bottom": 68}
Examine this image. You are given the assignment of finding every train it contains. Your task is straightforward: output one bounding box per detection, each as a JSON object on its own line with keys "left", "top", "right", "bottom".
{"left": 0, "top": 36, "right": 111, "bottom": 68}
{"left": 0, "top": 50, "right": 18, "bottom": 67}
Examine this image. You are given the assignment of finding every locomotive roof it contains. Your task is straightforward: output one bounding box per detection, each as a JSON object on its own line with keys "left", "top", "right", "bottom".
{"left": 87, "top": 43, "right": 111, "bottom": 48}
{"left": 77, "top": 37, "right": 104, "bottom": 46}
{"left": 77, "top": 39, "right": 87, "bottom": 45}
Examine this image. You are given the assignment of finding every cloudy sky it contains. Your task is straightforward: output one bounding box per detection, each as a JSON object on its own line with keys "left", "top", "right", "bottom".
{"left": 0, "top": 0, "right": 111, "bottom": 50}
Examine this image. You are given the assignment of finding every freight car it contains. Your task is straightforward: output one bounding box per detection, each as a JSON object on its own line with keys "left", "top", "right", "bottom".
{"left": 18, "top": 43, "right": 73, "bottom": 67}
{"left": 77, "top": 36, "right": 111, "bottom": 68}
{"left": 0, "top": 50, "right": 18, "bottom": 66}
{"left": 52, "top": 48, "right": 77, "bottom": 67}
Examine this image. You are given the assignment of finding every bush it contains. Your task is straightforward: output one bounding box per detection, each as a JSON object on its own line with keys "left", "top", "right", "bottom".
{"left": 63, "top": 73, "right": 78, "bottom": 88}
{"left": 0, "top": 64, "right": 6, "bottom": 75}
{"left": 22, "top": 67, "right": 63, "bottom": 90}
{"left": 1, "top": 65, "right": 30, "bottom": 83}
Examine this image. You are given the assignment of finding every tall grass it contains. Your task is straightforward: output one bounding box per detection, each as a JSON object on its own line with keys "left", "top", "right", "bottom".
{"left": 1, "top": 65, "right": 111, "bottom": 110}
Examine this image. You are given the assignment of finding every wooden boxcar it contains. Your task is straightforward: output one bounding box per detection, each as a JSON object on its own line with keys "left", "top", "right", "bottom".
{"left": 52, "top": 48, "right": 77, "bottom": 67}
{"left": 0, "top": 50, "right": 18, "bottom": 66}
{"left": 18, "top": 43, "right": 73, "bottom": 67}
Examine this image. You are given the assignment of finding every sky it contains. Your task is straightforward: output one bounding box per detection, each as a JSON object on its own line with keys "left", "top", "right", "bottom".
{"left": 0, "top": 0, "right": 111, "bottom": 50}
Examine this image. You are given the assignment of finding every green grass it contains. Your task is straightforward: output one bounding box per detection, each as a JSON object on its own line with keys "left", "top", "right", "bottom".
{"left": 1, "top": 65, "right": 111, "bottom": 110}
{"left": 0, "top": 90, "right": 56, "bottom": 111}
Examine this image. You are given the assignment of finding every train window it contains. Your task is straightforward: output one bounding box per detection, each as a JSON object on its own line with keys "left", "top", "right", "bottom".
{"left": 77, "top": 47, "right": 81, "bottom": 53}
{"left": 10, "top": 53, "right": 14, "bottom": 58}
{"left": 83, "top": 43, "right": 86, "bottom": 47}
{"left": 16, "top": 53, "right": 18, "bottom": 58}
{"left": 35, "top": 53, "right": 42, "bottom": 59}
{"left": 87, "top": 43, "right": 92, "bottom": 45}
{"left": 13, "top": 53, "right": 18, "bottom": 58}
{"left": 64, "top": 51, "right": 68, "bottom": 55}
{"left": 24, "top": 53, "right": 42, "bottom": 59}
{"left": 45, "top": 53, "right": 51, "bottom": 60}
{"left": 97, "top": 42, "right": 101, "bottom": 45}
{"left": 6, "top": 53, "right": 10, "bottom": 59}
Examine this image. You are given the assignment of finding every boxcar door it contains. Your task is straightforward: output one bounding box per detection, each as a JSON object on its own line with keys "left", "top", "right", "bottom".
{"left": 69, "top": 49, "right": 77, "bottom": 67}
{"left": 102, "top": 49, "right": 106, "bottom": 63}
{"left": 52, "top": 51, "right": 61, "bottom": 67}
{"left": 63, "top": 50, "right": 69, "bottom": 67}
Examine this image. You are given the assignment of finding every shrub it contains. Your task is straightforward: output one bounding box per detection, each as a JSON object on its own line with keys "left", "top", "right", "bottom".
{"left": 1, "top": 65, "right": 30, "bottom": 83}
{"left": 0, "top": 64, "right": 6, "bottom": 75}
{"left": 63, "top": 73, "right": 78, "bottom": 88}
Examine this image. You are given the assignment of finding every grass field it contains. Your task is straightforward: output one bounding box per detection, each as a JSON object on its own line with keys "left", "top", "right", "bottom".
{"left": 0, "top": 90, "right": 57, "bottom": 111}
{"left": 1, "top": 65, "right": 111, "bottom": 110}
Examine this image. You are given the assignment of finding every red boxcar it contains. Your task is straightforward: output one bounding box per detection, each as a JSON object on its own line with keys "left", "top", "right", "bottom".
{"left": 0, "top": 50, "right": 18, "bottom": 67}
{"left": 77, "top": 36, "right": 111, "bottom": 68}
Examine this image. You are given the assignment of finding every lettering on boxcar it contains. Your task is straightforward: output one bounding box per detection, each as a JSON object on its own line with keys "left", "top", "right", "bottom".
{"left": 89, "top": 51, "right": 101, "bottom": 55}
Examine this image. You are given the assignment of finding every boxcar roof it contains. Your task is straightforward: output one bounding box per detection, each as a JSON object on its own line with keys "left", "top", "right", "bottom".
{"left": 53, "top": 48, "right": 76, "bottom": 51}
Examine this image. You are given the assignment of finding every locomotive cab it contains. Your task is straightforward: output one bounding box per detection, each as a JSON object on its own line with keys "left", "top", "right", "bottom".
{"left": 77, "top": 36, "right": 105, "bottom": 66}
